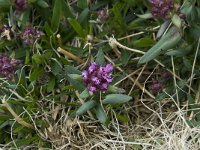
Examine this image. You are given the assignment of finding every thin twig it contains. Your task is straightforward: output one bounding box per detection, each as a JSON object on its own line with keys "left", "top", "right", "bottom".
{"left": 2, "top": 99, "right": 34, "bottom": 129}
{"left": 57, "top": 47, "right": 84, "bottom": 64}
{"left": 189, "top": 37, "right": 200, "bottom": 94}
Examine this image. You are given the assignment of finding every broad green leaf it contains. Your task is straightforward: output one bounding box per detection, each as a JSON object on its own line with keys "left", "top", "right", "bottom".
{"left": 77, "top": 0, "right": 87, "bottom": 9}
{"left": 68, "top": 74, "right": 82, "bottom": 80}
{"left": 64, "top": 65, "right": 82, "bottom": 75}
{"left": 32, "top": 54, "right": 44, "bottom": 64}
{"left": 95, "top": 103, "right": 107, "bottom": 124}
{"left": 80, "top": 89, "right": 90, "bottom": 99}
{"left": 133, "top": 37, "right": 155, "bottom": 48}
{"left": 51, "top": 0, "right": 62, "bottom": 32}
{"left": 95, "top": 49, "right": 105, "bottom": 65}
{"left": 102, "top": 94, "right": 132, "bottom": 104}
{"left": 108, "top": 85, "right": 126, "bottom": 93}
{"left": 76, "top": 100, "right": 97, "bottom": 115}
{"left": 166, "top": 48, "right": 190, "bottom": 57}
{"left": 47, "top": 75, "right": 55, "bottom": 92}
{"left": 78, "top": 8, "right": 89, "bottom": 24}
{"left": 37, "top": 0, "right": 49, "bottom": 8}
{"left": 0, "top": 0, "right": 11, "bottom": 6}
{"left": 68, "top": 18, "right": 85, "bottom": 38}
{"left": 50, "top": 59, "right": 62, "bottom": 75}
{"left": 138, "top": 26, "right": 182, "bottom": 64}
{"left": 30, "top": 67, "right": 44, "bottom": 81}
{"left": 172, "top": 14, "right": 181, "bottom": 28}
{"left": 186, "top": 120, "right": 200, "bottom": 127}
{"left": 136, "top": 13, "right": 153, "bottom": 19}
{"left": 116, "top": 114, "right": 129, "bottom": 122}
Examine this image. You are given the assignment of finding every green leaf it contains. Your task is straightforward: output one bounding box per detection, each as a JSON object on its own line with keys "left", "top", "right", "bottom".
{"left": 68, "top": 74, "right": 82, "bottom": 80}
{"left": 102, "top": 94, "right": 132, "bottom": 104}
{"left": 0, "top": 0, "right": 11, "bottom": 6}
{"left": 76, "top": 100, "right": 97, "bottom": 115}
{"left": 30, "top": 67, "right": 44, "bottom": 81}
{"left": 116, "top": 114, "right": 129, "bottom": 122}
{"left": 95, "top": 49, "right": 105, "bottom": 65}
{"left": 95, "top": 103, "right": 107, "bottom": 124}
{"left": 108, "top": 85, "right": 126, "bottom": 93}
{"left": 156, "top": 20, "right": 171, "bottom": 39}
{"left": 68, "top": 18, "right": 85, "bottom": 38}
{"left": 77, "top": 0, "right": 87, "bottom": 9}
{"left": 172, "top": 14, "right": 182, "bottom": 28}
{"left": 64, "top": 65, "right": 82, "bottom": 75}
{"left": 62, "top": 0, "right": 74, "bottom": 18}
{"left": 50, "top": 59, "right": 62, "bottom": 75}
{"left": 37, "top": 0, "right": 49, "bottom": 8}
{"left": 51, "top": 0, "right": 62, "bottom": 32}
{"left": 32, "top": 54, "right": 44, "bottom": 64}
{"left": 47, "top": 75, "right": 55, "bottom": 92}
{"left": 136, "top": 13, "right": 153, "bottom": 19}
{"left": 80, "top": 89, "right": 90, "bottom": 99}
{"left": 133, "top": 37, "right": 155, "bottom": 48}
{"left": 138, "top": 26, "right": 182, "bottom": 64}
{"left": 15, "top": 135, "right": 39, "bottom": 147}
{"left": 186, "top": 120, "right": 200, "bottom": 127}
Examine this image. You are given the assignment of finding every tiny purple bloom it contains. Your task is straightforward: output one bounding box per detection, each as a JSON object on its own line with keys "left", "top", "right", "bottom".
{"left": 0, "top": 54, "right": 22, "bottom": 80}
{"left": 15, "top": 0, "right": 27, "bottom": 11}
{"left": 82, "top": 70, "right": 88, "bottom": 80}
{"left": 105, "top": 64, "right": 113, "bottom": 73}
{"left": 21, "top": 26, "right": 44, "bottom": 45}
{"left": 82, "top": 63, "right": 113, "bottom": 92}
{"left": 88, "top": 63, "right": 98, "bottom": 73}
{"left": 149, "top": 0, "right": 173, "bottom": 19}
{"left": 88, "top": 85, "right": 97, "bottom": 92}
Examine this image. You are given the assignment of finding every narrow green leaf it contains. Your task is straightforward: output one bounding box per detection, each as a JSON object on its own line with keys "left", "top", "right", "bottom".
{"left": 172, "top": 14, "right": 182, "bottom": 28}
{"left": 51, "top": 0, "right": 62, "bottom": 32}
{"left": 95, "top": 104, "right": 107, "bottom": 124}
{"left": 68, "top": 18, "right": 85, "bottom": 38}
{"left": 76, "top": 100, "right": 96, "bottom": 115}
{"left": 102, "top": 94, "right": 132, "bottom": 104}
{"left": 138, "top": 26, "right": 182, "bottom": 64}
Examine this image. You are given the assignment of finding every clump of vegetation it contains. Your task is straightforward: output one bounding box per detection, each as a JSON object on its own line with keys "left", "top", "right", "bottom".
{"left": 0, "top": 0, "right": 200, "bottom": 149}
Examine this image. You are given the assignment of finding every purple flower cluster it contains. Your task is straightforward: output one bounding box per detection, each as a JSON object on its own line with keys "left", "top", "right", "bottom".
{"left": 15, "top": 0, "right": 27, "bottom": 11}
{"left": 21, "top": 26, "right": 44, "bottom": 45}
{"left": 149, "top": 0, "right": 173, "bottom": 19}
{"left": 0, "top": 54, "right": 21, "bottom": 79}
{"left": 82, "top": 63, "right": 113, "bottom": 92}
